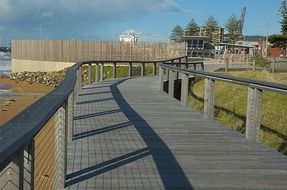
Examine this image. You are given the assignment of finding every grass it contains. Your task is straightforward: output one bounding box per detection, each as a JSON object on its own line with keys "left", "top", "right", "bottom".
{"left": 81, "top": 64, "right": 158, "bottom": 85}
{"left": 188, "top": 70, "right": 287, "bottom": 155}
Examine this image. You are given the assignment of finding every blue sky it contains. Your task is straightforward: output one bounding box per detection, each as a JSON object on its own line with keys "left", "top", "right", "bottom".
{"left": 0, "top": 0, "right": 283, "bottom": 45}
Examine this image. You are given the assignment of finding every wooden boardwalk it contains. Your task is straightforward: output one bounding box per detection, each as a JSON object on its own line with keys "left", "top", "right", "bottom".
{"left": 65, "top": 77, "right": 287, "bottom": 190}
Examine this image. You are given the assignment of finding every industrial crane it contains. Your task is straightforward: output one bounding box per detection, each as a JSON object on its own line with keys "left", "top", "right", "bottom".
{"left": 238, "top": 7, "right": 247, "bottom": 36}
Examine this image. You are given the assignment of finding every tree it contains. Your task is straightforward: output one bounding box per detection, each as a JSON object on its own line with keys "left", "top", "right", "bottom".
{"left": 224, "top": 14, "right": 240, "bottom": 42}
{"left": 170, "top": 25, "right": 184, "bottom": 42}
{"left": 205, "top": 15, "right": 218, "bottom": 42}
{"left": 279, "top": 0, "right": 287, "bottom": 34}
{"left": 184, "top": 19, "right": 199, "bottom": 36}
{"left": 269, "top": 34, "right": 287, "bottom": 47}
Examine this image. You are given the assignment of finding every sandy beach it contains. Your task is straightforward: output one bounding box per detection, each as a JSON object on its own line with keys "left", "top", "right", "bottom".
{"left": 0, "top": 77, "right": 53, "bottom": 125}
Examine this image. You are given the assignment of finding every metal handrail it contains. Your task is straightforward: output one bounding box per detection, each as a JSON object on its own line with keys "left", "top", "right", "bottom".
{"left": 0, "top": 56, "right": 187, "bottom": 172}
{"left": 160, "top": 63, "right": 287, "bottom": 94}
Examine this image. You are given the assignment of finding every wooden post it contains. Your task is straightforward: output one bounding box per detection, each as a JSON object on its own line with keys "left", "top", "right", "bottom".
{"left": 246, "top": 87, "right": 262, "bottom": 142}
{"left": 204, "top": 78, "right": 215, "bottom": 120}
{"left": 271, "top": 59, "right": 275, "bottom": 73}
{"left": 252, "top": 60, "right": 256, "bottom": 71}
{"left": 201, "top": 63, "right": 205, "bottom": 70}
{"left": 153, "top": 63, "right": 157, "bottom": 76}
{"left": 113, "top": 62, "right": 117, "bottom": 78}
{"left": 141, "top": 63, "right": 145, "bottom": 77}
{"left": 88, "top": 64, "right": 92, "bottom": 84}
{"left": 159, "top": 66, "right": 164, "bottom": 92}
{"left": 95, "top": 63, "right": 100, "bottom": 82}
{"left": 225, "top": 59, "right": 229, "bottom": 73}
{"left": 168, "top": 69, "right": 176, "bottom": 97}
{"left": 181, "top": 73, "right": 189, "bottom": 106}
{"left": 128, "top": 62, "right": 132, "bottom": 77}
{"left": 100, "top": 63, "right": 105, "bottom": 81}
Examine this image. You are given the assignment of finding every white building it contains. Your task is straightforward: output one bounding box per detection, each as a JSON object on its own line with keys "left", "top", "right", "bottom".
{"left": 120, "top": 32, "right": 138, "bottom": 42}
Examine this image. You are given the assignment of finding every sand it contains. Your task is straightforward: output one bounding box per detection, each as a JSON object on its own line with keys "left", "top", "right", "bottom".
{"left": 0, "top": 77, "right": 53, "bottom": 125}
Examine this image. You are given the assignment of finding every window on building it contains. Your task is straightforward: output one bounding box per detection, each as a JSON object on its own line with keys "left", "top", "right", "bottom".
{"left": 198, "top": 40, "right": 203, "bottom": 48}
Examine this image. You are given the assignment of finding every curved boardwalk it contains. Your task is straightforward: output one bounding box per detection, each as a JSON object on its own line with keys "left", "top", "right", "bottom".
{"left": 65, "top": 77, "right": 287, "bottom": 190}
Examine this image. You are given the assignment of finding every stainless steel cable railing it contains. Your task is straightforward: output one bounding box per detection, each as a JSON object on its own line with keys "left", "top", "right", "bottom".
{"left": 0, "top": 56, "right": 188, "bottom": 190}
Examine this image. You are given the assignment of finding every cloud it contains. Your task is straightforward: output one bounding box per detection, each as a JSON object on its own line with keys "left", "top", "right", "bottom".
{"left": 150, "top": 0, "right": 188, "bottom": 13}
{"left": 0, "top": 0, "right": 189, "bottom": 41}
{"left": 0, "top": 0, "right": 186, "bottom": 23}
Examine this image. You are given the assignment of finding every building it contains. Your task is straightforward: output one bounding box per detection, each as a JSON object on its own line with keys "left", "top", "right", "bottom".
{"left": 183, "top": 36, "right": 213, "bottom": 57}
{"left": 120, "top": 32, "right": 138, "bottom": 42}
{"left": 199, "top": 26, "right": 224, "bottom": 43}
{"left": 214, "top": 42, "right": 255, "bottom": 56}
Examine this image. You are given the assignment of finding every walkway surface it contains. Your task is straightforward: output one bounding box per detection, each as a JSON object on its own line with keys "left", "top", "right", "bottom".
{"left": 65, "top": 77, "right": 287, "bottom": 190}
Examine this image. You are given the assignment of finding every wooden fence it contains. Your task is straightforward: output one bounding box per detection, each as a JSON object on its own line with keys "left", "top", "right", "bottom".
{"left": 12, "top": 40, "right": 186, "bottom": 62}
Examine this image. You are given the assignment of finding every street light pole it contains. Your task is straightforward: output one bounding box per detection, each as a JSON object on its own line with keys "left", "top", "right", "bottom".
{"left": 266, "top": 24, "right": 270, "bottom": 58}
{"left": 257, "top": 24, "right": 269, "bottom": 58}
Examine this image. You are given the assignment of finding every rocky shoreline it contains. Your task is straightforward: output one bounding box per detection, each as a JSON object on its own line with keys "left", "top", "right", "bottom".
{"left": 3, "top": 70, "right": 67, "bottom": 87}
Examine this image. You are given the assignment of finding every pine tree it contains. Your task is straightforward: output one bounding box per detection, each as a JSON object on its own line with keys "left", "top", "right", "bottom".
{"left": 169, "top": 25, "right": 184, "bottom": 42}
{"left": 205, "top": 15, "right": 218, "bottom": 42}
{"left": 279, "top": 0, "right": 287, "bottom": 34}
{"left": 225, "top": 14, "right": 240, "bottom": 42}
{"left": 184, "top": 19, "right": 199, "bottom": 36}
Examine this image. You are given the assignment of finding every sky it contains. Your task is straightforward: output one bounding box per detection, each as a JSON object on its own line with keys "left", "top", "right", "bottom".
{"left": 0, "top": 0, "right": 284, "bottom": 45}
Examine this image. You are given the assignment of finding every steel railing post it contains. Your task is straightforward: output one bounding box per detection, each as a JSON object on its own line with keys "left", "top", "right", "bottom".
{"left": 67, "top": 92, "right": 74, "bottom": 143}
{"left": 181, "top": 73, "right": 189, "bottom": 106}
{"left": 56, "top": 107, "right": 66, "bottom": 189}
{"left": 153, "top": 63, "right": 157, "bottom": 76}
{"left": 128, "top": 62, "right": 132, "bottom": 77}
{"left": 88, "top": 63, "right": 92, "bottom": 84}
{"left": 168, "top": 69, "right": 176, "bottom": 97}
{"left": 78, "top": 66, "right": 82, "bottom": 92}
{"left": 246, "top": 87, "right": 262, "bottom": 142}
{"left": 95, "top": 63, "right": 100, "bottom": 82}
{"left": 100, "top": 63, "right": 105, "bottom": 81}
{"left": 141, "top": 63, "right": 145, "bottom": 77}
{"left": 159, "top": 66, "right": 164, "bottom": 92}
{"left": 113, "top": 62, "right": 117, "bottom": 78}
{"left": 204, "top": 78, "right": 215, "bottom": 120}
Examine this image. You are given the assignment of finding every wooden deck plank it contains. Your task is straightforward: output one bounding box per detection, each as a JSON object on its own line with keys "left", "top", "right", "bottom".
{"left": 64, "top": 77, "right": 287, "bottom": 190}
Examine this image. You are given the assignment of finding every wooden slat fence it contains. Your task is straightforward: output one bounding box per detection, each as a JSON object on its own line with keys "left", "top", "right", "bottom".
{"left": 12, "top": 40, "right": 186, "bottom": 62}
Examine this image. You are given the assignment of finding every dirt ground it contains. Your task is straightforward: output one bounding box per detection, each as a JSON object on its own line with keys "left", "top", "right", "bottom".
{"left": 0, "top": 77, "right": 53, "bottom": 125}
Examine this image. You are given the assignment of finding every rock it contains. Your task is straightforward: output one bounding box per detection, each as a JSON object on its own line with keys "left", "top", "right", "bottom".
{"left": 8, "top": 70, "right": 67, "bottom": 88}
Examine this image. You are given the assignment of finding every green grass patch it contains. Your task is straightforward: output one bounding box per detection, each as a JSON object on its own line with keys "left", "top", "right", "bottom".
{"left": 188, "top": 70, "right": 287, "bottom": 155}
{"left": 81, "top": 64, "right": 157, "bottom": 85}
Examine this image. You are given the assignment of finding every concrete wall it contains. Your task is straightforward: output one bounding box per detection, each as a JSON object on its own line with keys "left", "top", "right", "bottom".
{"left": 12, "top": 59, "right": 75, "bottom": 72}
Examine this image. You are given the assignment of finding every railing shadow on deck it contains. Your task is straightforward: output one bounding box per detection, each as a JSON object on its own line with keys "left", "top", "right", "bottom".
{"left": 74, "top": 109, "right": 122, "bottom": 120}
{"left": 73, "top": 121, "right": 132, "bottom": 140}
{"left": 79, "top": 91, "right": 111, "bottom": 96}
{"left": 66, "top": 148, "right": 151, "bottom": 186}
{"left": 65, "top": 79, "right": 194, "bottom": 190}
